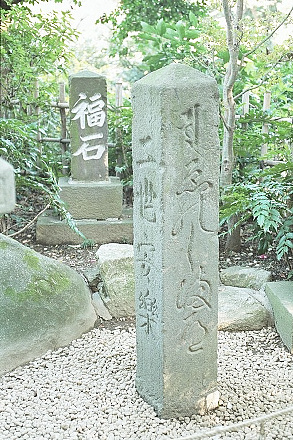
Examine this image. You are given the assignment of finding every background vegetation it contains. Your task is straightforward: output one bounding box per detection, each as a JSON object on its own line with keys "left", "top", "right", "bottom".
{"left": 0, "top": 0, "right": 292, "bottom": 274}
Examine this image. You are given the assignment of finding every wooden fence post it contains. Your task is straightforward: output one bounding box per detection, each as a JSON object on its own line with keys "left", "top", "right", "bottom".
{"left": 34, "top": 80, "right": 41, "bottom": 140}
{"left": 59, "top": 82, "right": 68, "bottom": 175}
{"left": 241, "top": 90, "right": 250, "bottom": 130}
{"left": 115, "top": 79, "right": 123, "bottom": 178}
{"left": 34, "top": 80, "right": 42, "bottom": 165}
{"left": 261, "top": 91, "right": 271, "bottom": 156}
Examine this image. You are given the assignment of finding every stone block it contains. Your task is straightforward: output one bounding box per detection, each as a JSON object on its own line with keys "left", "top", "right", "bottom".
{"left": 218, "top": 286, "right": 272, "bottom": 331}
{"left": 266, "top": 281, "right": 293, "bottom": 353}
{"left": 36, "top": 210, "right": 133, "bottom": 245}
{"left": 0, "top": 158, "right": 16, "bottom": 214}
{"left": 92, "top": 292, "right": 112, "bottom": 321}
{"left": 96, "top": 243, "right": 135, "bottom": 318}
{"left": 220, "top": 266, "right": 272, "bottom": 290}
{"left": 58, "top": 176, "right": 123, "bottom": 220}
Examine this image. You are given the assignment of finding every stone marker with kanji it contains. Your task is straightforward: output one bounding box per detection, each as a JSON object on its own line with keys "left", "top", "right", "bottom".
{"left": 36, "top": 71, "right": 133, "bottom": 244}
{"left": 58, "top": 70, "right": 122, "bottom": 220}
{"left": 132, "top": 63, "right": 220, "bottom": 418}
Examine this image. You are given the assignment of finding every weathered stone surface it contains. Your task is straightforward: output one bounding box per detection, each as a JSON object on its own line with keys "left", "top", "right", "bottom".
{"left": 266, "top": 281, "right": 293, "bottom": 353}
{"left": 218, "top": 285, "right": 272, "bottom": 331}
{"left": 0, "top": 234, "right": 97, "bottom": 375}
{"left": 132, "top": 63, "right": 220, "bottom": 417}
{"left": 92, "top": 292, "right": 112, "bottom": 321}
{"left": 0, "top": 158, "right": 16, "bottom": 214}
{"left": 220, "top": 266, "right": 272, "bottom": 290}
{"left": 69, "top": 70, "right": 108, "bottom": 182}
{"left": 96, "top": 243, "right": 135, "bottom": 318}
{"left": 58, "top": 176, "right": 123, "bottom": 220}
{"left": 82, "top": 267, "right": 101, "bottom": 291}
{"left": 36, "top": 210, "right": 133, "bottom": 245}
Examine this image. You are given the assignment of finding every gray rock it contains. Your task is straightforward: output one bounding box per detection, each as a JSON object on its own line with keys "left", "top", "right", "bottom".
{"left": 218, "top": 285, "right": 272, "bottom": 331}
{"left": 96, "top": 243, "right": 135, "bottom": 318}
{"left": 82, "top": 266, "right": 101, "bottom": 291}
{"left": 92, "top": 292, "right": 112, "bottom": 321}
{"left": 95, "top": 245, "right": 274, "bottom": 333}
{"left": 0, "top": 234, "right": 97, "bottom": 375}
{"left": 220, "top": 266, "right": 272, "bottom": 290}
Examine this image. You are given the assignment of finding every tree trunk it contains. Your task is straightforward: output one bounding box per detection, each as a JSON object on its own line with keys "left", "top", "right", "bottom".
{"left": 221, "top": 0, "right": 243, "bottom": 252}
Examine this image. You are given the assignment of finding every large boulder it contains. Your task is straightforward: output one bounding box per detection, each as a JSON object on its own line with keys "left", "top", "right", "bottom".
{"left": 220, "top": 265, "right": 272, "bottom": 290}
{"left": 218, "top": 285, "right": 272, "bottom": 331}
{"left": 96, "top": 243, "right": 135, "bottom": 318}
{"left": 0, "top": 234, "right": 97, "bottom": 375}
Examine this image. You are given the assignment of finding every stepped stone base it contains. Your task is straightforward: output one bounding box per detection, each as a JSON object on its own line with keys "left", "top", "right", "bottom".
{"left": 36, "top": 208, "right": 133, "bottom": 245}
{"left": 58, "top": 176, "right": 123, "bottom": 220}
{"left": 266, "top": 281, "right": 293, "bottom": 353}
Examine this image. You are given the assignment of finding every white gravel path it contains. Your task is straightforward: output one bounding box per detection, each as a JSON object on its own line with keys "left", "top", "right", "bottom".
{"left": 0, "top": 326, "right": 292, "bottom": 440}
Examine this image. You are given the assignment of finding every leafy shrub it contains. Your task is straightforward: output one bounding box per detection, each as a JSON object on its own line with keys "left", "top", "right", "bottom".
{"left": 220, "top": 162, "right": 293, "bottom": 272}
{"left": 107, "top": 100, "right": 133, "bottom": 203}
{"left": 0, "top": 118, "right": 92, "bottom": 244}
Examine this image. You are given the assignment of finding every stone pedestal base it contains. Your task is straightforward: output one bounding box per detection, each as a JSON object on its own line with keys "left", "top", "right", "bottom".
{"left": 58, "top": 176, "right": 123, "bottom": 220}
{"left": 36, "top": 208, "right": 133, "bottom": 245}
{"left": 266, "top": 281, "right": 293, "bottom": 353}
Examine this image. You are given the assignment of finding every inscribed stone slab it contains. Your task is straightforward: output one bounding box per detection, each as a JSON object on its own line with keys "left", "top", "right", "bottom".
{"left": 69, "top": 70, "right": 108, "bottom": 182}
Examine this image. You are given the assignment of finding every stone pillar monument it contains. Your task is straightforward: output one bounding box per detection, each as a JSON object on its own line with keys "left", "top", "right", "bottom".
{"left": 58, "top": 70, "right": 122, "bottom": 220}
{"left": 36, "top": 71, "right": 133, "bottom": 245}
{"left": 132, "top": 63, "right": 220, "bottom": 418}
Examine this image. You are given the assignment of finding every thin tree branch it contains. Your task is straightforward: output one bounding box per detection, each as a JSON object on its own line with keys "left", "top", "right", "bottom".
{"left": 6, "top": 203, "right": 50, "bottom": 237}
{"left": 220, "top": 109, "right": 230, "bottom": 132}
{"left": 234, "top": 55, "right": 285, "bottom": 100}
{"left": 244, "top": 6, "right": 293, "bottom": 59}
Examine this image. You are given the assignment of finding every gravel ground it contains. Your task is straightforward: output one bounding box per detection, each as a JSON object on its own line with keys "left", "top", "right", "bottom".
{"left": 0, "top": 326, "right": 292, "bottom": 440}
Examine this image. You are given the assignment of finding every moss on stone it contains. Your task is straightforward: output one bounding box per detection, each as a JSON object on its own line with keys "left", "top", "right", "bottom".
{"left": 23, "top": 250, "right": 41, "bottom": 271}
{"left": 4, "top": 286, "right": 15, "bottom": 297}
{"left": 4, "top": 267, "right": 72, "bottom": 302}
{"left": 0, "top": 241, "right": 9, "bottom": 249}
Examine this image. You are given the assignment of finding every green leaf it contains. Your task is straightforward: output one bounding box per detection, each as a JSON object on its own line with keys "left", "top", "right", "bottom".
{"left": 175, "top": 20, "right": 186, "bottom": 40}
{"left": 141, "top": 21, "right": 156, "bottom": 34}
{"left": 189, "top": 11, "right": 198, "bottom": 27}
{"left": 156, "top": 18, "right": 166, "bottom": 36}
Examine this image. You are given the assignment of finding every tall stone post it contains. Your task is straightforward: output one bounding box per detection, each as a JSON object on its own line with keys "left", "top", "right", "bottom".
{"left": 132, "top": 63, "right": 220, "bottom": 418}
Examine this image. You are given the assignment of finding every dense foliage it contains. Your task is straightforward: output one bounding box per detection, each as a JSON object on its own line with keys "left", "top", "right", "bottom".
{"left": 0, "top": 4, "right": 94, "bottom": 244}
{"left": 128, "top": 2, "right": 293, "bottom": 269}
{"left": 98, "top": 0, "right": 207, "bottom": 58}
{"left": 0, "top": 5, "right": 75, "bottom": 116}
{"left": 0, "top": 0, "right": 292, "bottom": 269}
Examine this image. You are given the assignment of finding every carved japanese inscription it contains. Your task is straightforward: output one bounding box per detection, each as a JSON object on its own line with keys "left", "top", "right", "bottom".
{"left": 172, "top": 104, "right": 217, "bottom": 354}
{"left": 69, "top": 71, "right": 108, "bottom": 181}
{"left": 132, "top": 63, "right": 219, "bottom": 418}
